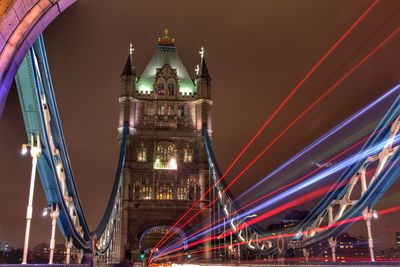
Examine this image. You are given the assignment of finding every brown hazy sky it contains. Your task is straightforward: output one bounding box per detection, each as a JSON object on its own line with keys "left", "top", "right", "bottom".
{"left": 0, "top": 0, "right": 400, "bottom": 249}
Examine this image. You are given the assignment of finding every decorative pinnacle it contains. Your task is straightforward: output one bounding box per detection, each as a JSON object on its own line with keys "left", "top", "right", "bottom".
{"left": 158, "top": 28, "right": 175, "bottom": 46}
{"left": 129, "top": 43, "right": 134, "bottom": 55}
{"left": 199, "top": 46, "right": 205, "bottom": 59}
{"left": 195, "top": 64, "right": 200, "bottom": 75}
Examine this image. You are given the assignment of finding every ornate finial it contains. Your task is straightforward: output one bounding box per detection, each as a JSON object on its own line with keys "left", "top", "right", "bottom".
{"left": 199, "top": 46, "right": 205, "bottom": 59}
{"left": 158, "top": 28, "right": 175, "bottom": 46}
{"left": 195, "top": 64, "right": 200, "bottom": 75}
{"left": 129, "top": 43, "right": 134, "bottom": 55}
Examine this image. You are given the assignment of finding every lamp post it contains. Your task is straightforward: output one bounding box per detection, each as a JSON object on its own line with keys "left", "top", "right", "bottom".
{"left": 363, "top": 207, "right": 378, "bottom": 262}
{"left": 65, "top": 238, "right": 72, "bottom": 264}
{"left": 43, "top": 205, "right": 59, "bottom": 264}
{"left": 21, "top": 134, "right": 41, "bottom": 264}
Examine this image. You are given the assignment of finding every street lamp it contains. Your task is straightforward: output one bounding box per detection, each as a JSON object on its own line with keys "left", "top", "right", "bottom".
{"left": 363, "top": 207, "right": 378, "bottom": 262}
{"left": 43, "top": 204, "right": 59, "bottom": 264}
{"left": 21, "top": 134, "right": 41, "bottom": 264}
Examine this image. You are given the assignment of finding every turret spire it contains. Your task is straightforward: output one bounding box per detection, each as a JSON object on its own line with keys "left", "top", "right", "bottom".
{"left": 121, "top": 43, "right": 136, "bottom": 76}
{"left": 197, "top": 46, "right": 211, "bottom": 80}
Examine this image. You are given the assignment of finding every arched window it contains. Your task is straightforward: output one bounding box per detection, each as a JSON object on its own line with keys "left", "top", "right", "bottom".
{"left": 137, "top": 143, "right": 147, "bottom": 162}
{"left": 156, "top": 183, "right": 173, "bottom": 200}
{"left": 167, "top": 78, "right": 176, "bottom": 96}
{"left": 183, "top": 144, "right": 193, "bottom": 163}
{"left": 154, "top": 142, "right": 177, "bottom": 170}
{"left": 177, "top": 186, "right": 188, "bottom": 200}
{"left": 140, "top": 185, "right": 153, "bottom": 200}
{"left": 156, "top": 78, "right": 166, "bottom": 95}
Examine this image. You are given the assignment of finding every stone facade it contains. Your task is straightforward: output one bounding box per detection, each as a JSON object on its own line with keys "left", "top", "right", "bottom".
{"left": 117, "top": 31, "right": 212, "bottom": 262}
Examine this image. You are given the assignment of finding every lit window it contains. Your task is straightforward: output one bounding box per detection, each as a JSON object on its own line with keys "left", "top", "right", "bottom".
{"left": 157, "top": 83, "right": 165, "bottom": 95}
{"left": 156, "top": 183, "right": 173, "bottom": 200}
{"left": 184, "top": 146, "right": 193, "bottom": 163}
{"left": 167, "top": 104, "right": 174, "bottom": 115}
{"left": 137, "top": 149, "right": 147, "bottom": 162}
{"left": 178, "top": 105, "right": 185, "bottom": 117}
{"left": 168, "top": 83, "right": 175, "bottom": 96}
{"left": 145, "top": 103, "right": 155, "bottom": 115}
{"left": 177, "top": 186, "right": 188, "bottom": 200}
{"left": 157, "top": 104, "right": 165, "bottom": 115}
{"left": 154, "top": 142, "right": 177, "bottom": 170}
{"left": 140, "top": 185, "right": 153, "bottom": 200}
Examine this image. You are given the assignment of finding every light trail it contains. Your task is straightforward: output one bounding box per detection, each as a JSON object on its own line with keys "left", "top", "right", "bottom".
{"left": 157, "top": 183, "right": 336, "bottom": 259}
{"left": 238, "top": 83, "right": 400, "bottom": 200}
{"left": 159, "top": 91, "right": 398, "bottom": 256}
{"left": 160, "top": 130, "right": 373, "bottom": 255}
{"left": 153, "top": 25, "right": 400, "bottom": 259}
{"left": 157, "top": 205, "right": 400, "bottom": 262}
{"left": 150, "top": 1, "right": 381, "bottom": 257}
{"left": 156, "top": 135, "right": 399, "bottom": 258}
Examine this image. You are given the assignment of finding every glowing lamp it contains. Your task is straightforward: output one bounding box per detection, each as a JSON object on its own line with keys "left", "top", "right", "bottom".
{"left": 42, "top": 208, "right": 49, "bottom": 217}
{"left": 169, "top": 157, "right": 177, "bottom": 169}
{"left": 373, "top": 210, "right": 378, "bottom": 219}
{"left": 21, "top": 144, "right": 28, "bottom": 155}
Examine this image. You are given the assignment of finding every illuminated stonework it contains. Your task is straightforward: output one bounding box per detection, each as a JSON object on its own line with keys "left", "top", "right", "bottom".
{"left": 118, "top": 31, "right": 212, "bottom": 262}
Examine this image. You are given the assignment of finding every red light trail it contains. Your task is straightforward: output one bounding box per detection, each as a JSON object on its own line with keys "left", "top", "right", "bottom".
{"left": 157, "top": 160, "right": 394, "bottom": 259}
{"left": 156, "top": 205, "right": 400, "bottom": 262}
{"left": 151, "top": 0, "right": 382, "bottom": 258}
{"left": 152, "top": 23, "right": 400, "bottom": 259}
{"left": 156, "top": 183, "right": 342, "bottom": 259}
{"left": 160, "top": 131, "right": 372, "bottom": 254}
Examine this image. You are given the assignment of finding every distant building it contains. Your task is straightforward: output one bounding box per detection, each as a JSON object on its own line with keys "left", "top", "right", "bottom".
{"left": 266, "top": 210, "right": 309, "bottom": 234}
{"left": 265, "top": 210, "right": 309, "bottom": 258}
{"left": 308, "top": 232, "right": 369, "bottom": 262}
{"left": 28, "top": 243, "right": 49, "bottom": 263}
{"left": 0, "top": 241, "right": 9, "bottom": 253}
{"left": 28, "top": 243, "right": 75, "bottom": 264}
{"left": 396, "top": 232, "right": 400, "bottom": 249}
{"left": 376, "top": 247, "right": 400, "bottom": 261}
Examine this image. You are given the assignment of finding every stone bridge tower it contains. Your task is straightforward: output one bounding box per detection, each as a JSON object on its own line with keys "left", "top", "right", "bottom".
{"left": 117, "top": 30, "right": 212, "bottom": 263}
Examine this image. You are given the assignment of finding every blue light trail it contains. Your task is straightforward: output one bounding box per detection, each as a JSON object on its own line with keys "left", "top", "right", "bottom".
{"left": 238, "top": 84, "right": 400, "bottom": 200}
{"left": 158, "top": 134, "right": 400, "bottom": 256}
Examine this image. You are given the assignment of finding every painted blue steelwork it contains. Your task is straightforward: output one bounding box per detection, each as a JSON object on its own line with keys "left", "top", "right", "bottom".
{"left": 13, "top": 33, "right": 400, "bottom": 259}
{"left": 296, "top": 96, "right": 400, "bottom": 247}
{"left": 238, "top": 84, "right": 400, "bottom": 201}
{"left": 16, "top": 40, "right": 89, "bottom": 249}
{"left": 15, "top": 35, "right": 129, "bottom": 253}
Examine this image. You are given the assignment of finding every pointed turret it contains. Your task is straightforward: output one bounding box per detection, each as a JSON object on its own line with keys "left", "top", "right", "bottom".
{"left": 195, "top": 46, "right": 212, "bottom": 132}
{"left": 196, "top": 46, "right": 211, "bottom": 99}
{"left": 121, "top": 54, "right": 136, "bottom": 76}
{"left": 121, "top": 43, "right": 136, "bottom": 77}
{"left": 198, "top": 56, "right": 211, "bottom": 81}
{"left": 119, "top": 43, "right": 137, "bottom": 135}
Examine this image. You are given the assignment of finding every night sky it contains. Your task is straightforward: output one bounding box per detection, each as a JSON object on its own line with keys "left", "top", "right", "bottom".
{"left": 0, "top": 0, "right": 400, "bottom": 250}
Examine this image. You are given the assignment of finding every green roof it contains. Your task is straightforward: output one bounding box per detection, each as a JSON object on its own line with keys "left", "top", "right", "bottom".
{"left": 136, "top": 45, "right": 196, "bottom": 94}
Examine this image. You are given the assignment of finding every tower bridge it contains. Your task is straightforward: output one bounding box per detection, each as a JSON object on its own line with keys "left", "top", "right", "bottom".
{"left": 0, "top": 1, "right": 400, "bottom": 266}
{"left": 117, "top": 30, "right": 212, "bottom": 262}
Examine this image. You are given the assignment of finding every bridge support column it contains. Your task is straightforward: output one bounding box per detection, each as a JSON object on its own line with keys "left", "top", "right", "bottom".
{"left": 362, "top": 207, "right": 376, "bottom": 262}
{"left": 328, "top": 237, "right": 337, "bottom": 262}
{"left": 302, "top": 248, "right": 309, "bottom": 263}
{"left": 49, "top": 205, "right": 59, "bottom": 264}
{"left": 65, "top": 238, "right": 72, "bottom": 264}
{"left": 22, "top": 134, "right": 41, "bottom": 264}
{"left": 78, "top": 249, "right": 83, "bottom": 264}
{"left": 199, "top": 170, "right": 211, "bottom": 261}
